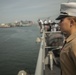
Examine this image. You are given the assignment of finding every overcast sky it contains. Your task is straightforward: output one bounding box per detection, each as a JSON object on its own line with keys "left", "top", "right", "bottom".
{"left": 0, "top": 0, "right": 76, "bottom": 23}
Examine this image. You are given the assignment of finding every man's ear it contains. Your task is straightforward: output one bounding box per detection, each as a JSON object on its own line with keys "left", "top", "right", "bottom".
{"left": 70, "top": 19, "right": 75, "bottom": 27}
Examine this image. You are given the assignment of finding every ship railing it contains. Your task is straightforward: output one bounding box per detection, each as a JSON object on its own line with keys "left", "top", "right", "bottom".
{"left": 35, "top": 24, "right": 62, "bottom": 75}
{"left": 35, "top": 25, "right": 46, "bottom": 75}
{"left": 35, "top": 26, "right": 56, "bottom": 75}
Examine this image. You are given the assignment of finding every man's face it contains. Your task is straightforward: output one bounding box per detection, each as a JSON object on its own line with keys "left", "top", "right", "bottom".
{"left": 59, "top": 17, "right": 71, "bottom": 33}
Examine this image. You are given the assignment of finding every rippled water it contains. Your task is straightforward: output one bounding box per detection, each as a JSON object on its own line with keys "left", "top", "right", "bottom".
{"left": 0, "top": 25, "right": 40, "bottom": 75}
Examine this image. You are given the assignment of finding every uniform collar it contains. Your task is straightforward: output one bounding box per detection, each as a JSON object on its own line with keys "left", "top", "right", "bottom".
{"left": 66, "top": 32, "right": 76, "bottom": 43}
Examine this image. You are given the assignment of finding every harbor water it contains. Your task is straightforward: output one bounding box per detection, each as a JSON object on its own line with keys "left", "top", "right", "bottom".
{"left": 0, "top": 25, "right": 40, "bottom": 75}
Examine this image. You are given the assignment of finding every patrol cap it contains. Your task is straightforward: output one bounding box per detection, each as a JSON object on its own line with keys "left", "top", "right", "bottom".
{"left": 56, "top": 2, "right": 76, "bottom": 20}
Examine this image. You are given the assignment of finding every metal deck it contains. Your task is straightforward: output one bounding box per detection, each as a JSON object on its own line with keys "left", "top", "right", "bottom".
{"left": 45, "top": 64, "right": 61, "bottom": 75}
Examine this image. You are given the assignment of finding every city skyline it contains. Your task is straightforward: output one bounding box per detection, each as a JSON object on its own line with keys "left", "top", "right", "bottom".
{"left": 0, "top": 0, "right": 76, "bottom": 23}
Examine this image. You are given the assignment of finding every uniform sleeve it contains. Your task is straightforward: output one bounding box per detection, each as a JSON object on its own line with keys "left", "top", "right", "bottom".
{"left": 70, "top": 41, "right": 76, "bottom": 67}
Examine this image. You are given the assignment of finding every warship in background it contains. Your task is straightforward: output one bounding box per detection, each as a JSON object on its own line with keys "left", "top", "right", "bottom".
{"left": 0, "top": 20, "right": 33, "bottom": 28}
{"left": 18, "top": 20, "right": 33, "bottom": 27}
